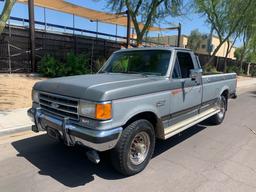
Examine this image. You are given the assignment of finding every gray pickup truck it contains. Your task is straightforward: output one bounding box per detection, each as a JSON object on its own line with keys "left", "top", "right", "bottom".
{"left": 28, "top": 47, "right": 237, "bottom": 175}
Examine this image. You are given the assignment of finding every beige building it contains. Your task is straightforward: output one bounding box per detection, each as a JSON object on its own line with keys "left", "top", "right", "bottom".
{"left": 147, "top": 35, "right": 236, "bottom": 59}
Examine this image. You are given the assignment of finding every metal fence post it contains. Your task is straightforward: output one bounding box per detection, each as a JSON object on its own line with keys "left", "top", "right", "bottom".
{"left": 73, "top": 14, "right": 75, "bottom": 35}
{"left": 177, "top": 23, "right": 181, "bottom": 47}
{"left": 28, "top": 0, "right": 36, "bottom": 72}
{"left": 115, "top": 24, "right": 118, "bottom": 42}
{"left": 8, "top": 19, "right": 11, "bottom": 38}
{"left": 96, "top": 20, "right": 98, "bottom": 39}
{"left": 7, "top": 41, "right": 11, "bottom": 74}
{"left": 44, "top": 7, "right": 46, "bottom": 31}
{"left": 126, "top": 10, "right": 131, "bottom": 48}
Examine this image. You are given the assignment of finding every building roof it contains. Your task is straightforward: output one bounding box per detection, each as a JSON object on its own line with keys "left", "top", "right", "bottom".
{"left": 17, "top": 0, "right": 170, "bottom": 32}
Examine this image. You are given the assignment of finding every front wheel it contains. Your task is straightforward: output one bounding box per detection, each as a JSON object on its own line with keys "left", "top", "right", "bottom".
{"left": 209, "top": 95, "right": 227, "bottom": 125}
{"left": 110, "top": 119, "right": 155, "bottom": 176}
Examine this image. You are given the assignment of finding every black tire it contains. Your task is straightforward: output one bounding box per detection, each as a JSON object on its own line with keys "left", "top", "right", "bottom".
{"left": 209, "top": 95, "right": 227, "bottom": 125}
{"left": 111, "top": 119, "right": 155, "bottom": 176}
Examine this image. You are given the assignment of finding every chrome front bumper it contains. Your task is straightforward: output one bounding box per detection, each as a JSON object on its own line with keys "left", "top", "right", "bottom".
{"left": 27, "top": 108, "right": 122, "bottom": 151}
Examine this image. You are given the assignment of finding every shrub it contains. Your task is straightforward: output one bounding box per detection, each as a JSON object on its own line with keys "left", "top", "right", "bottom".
{"left": 64, "top": 52, "right": 90, "bottom": 76}
{"left": 38, "top": 54, "right": 62, "bottom": 77}
{"left": 39, "top": 52, "right": 90, "bottom": 77}
{"left": 251, "top": 67, "right": 256, "bottom": 77}
{"left": 203, "top": 63, "right": 219, "bottom": 75}
{"left": 226, "top": 65, "right": 244, "bottom": 75}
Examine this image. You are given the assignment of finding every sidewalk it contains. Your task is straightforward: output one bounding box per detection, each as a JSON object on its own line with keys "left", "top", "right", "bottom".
{"left": 237, "top": 77, "right": 256, "bottom": 90}
{"left": 0, "top": 108, "right": 33, "bottom": 136}
{"left": 0, "top": 77, "right": 255, "bottom": 136}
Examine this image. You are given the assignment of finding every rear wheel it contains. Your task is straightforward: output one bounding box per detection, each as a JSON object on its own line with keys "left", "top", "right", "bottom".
{"left": 111, "top": 119, "right": 155, "bottom": 176}
{"left": 209, "top": 95, "right": 227, "bottom": 125}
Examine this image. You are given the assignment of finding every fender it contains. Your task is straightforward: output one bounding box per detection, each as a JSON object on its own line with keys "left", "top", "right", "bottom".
{"left": 122, "top": 104, "right": 165, "bottom": 139}
{"left": 122, "top": 103, "right": 161, "bottom": 125}
{"left": 219, "top": 85, "right": 229, "bottom": 97}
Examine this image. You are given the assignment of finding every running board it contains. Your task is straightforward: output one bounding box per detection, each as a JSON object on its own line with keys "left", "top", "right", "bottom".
{"left": 164, "top": 108, "right": 220, "bottom": 139}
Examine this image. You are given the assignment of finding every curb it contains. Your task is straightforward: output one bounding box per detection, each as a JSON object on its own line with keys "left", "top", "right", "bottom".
{"left": 0, "top": 73, "right": 42, "bottom": 78}
{"left": 0, "top": 125, "right": 31, "bottom": 137}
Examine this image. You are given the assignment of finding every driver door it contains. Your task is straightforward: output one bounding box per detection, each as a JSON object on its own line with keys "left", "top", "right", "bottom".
{"left": 169, "top": 51, "right": 202, "bottom": 126}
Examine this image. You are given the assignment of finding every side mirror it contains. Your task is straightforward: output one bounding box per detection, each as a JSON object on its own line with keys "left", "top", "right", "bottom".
{"left": 190, "top": 69, "right": 203, "bottom": 82}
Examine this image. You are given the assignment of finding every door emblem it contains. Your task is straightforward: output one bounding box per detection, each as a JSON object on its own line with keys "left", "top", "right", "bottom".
{"left": 171, "top": 88, "right": 182, "bottom": 96}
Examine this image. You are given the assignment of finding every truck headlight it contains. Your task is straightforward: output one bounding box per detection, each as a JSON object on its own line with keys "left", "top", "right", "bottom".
{"left": 79, "top": 101, "right": 112, "bottom": 120}
{"left": 32, "top": 90, "right": 39, "bottom": 103}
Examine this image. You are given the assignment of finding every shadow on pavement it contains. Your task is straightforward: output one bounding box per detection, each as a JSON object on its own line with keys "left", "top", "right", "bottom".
{"left": 154, "top": 124, "right": 207, "bottom": 157}
{"left": 12, "top": 124, "right": 207, "bottom": 187}
{"left": 250, "top": 91, "right": 256, "bottom": 97}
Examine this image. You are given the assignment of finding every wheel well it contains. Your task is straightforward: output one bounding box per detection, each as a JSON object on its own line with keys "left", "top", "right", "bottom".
{"left": 221, "top": 89, "right": 229, "bottom": 100}
{"left": 221, "top": 89, "right": 229, "bottom": 110}
{"left": 124, "top": 112, "right": 160, "bottom": 135}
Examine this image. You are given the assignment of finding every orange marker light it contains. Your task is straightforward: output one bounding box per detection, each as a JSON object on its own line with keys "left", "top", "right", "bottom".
{"left": 95, "top": 103, "right": 112, "bottom": 120}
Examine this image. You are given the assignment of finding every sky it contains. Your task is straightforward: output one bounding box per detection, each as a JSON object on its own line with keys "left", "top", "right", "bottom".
{"left": 0, "top": 0, "right": 240, "bottom": 46}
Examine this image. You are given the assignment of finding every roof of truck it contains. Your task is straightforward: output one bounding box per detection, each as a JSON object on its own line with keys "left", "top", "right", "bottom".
{"left": 115, "top": 47, "right": 192, "bottom": 53}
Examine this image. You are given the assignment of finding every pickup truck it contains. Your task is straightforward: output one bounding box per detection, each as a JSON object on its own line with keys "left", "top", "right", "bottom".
{"left": 28, "top": 47, "right": 237, "bottom": 176}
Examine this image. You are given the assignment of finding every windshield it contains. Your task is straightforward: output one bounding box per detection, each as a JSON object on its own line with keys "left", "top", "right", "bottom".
{"left": 100, "top": 50, "right": 171, "bottom": 76}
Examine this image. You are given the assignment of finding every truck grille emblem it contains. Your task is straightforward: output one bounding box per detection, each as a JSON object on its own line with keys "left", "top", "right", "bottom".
{"left": 51, "top": 102, "right": 59, "bottom": 109}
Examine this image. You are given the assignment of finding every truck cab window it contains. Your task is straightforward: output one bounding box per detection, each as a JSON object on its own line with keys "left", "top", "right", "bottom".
{"left": 174, "top": 52, "right": 194, "bottom": 78}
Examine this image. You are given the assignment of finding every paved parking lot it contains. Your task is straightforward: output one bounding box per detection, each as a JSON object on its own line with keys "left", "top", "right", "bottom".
{"left": 0, "top": 88, "right": 256, "bottom": 192}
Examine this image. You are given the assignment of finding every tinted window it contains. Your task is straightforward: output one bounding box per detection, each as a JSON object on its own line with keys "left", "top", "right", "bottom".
{"left": 173, "top": 52, "right": 194, "bottom": 78}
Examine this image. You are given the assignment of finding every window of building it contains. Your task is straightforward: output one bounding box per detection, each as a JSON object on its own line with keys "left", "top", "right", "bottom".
{"left": 201, "top": 44, "right": 206, "bottom": 49}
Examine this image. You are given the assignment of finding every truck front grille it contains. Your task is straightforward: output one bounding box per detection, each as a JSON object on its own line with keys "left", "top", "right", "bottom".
{"left": 39, "top": 92, "right": 79, "bottom": 121}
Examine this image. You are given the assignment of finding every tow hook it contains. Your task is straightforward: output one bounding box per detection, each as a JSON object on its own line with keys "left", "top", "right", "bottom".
{"left": 86, "top": 150, "right": 100, "bottom": 164}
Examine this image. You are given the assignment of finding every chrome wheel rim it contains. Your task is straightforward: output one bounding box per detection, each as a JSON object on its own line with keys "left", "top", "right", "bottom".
{"left": 129, "top": 131, "right": 150, "bottom": 165}
{"left": 217, "top": 99, "right": 225, "bottom": 119}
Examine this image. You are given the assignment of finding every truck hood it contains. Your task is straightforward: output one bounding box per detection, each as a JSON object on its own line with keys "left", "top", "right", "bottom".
{"left": 34, "top": 73, "right": 168, "bottom": 101}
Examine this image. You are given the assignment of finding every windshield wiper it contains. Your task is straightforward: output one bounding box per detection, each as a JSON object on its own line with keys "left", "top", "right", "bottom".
{"left": 142, "top": 72, "right": 162, "bottom": 76}
{"left": 127, "top": 71, "right": 163, "bottom": 76}
{"left": 98, "top": 71, "right": 109, "bottom": 74}
{"left": 126, "top": 71, "right": 148, "bottom": 77}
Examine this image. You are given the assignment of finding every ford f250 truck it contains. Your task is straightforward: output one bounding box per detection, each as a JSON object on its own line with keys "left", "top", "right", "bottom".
{"left": 28, "top": 47, "right": 237, "bottom": 176}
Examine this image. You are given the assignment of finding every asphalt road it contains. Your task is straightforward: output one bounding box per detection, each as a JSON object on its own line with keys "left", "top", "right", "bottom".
{"left": 1, "top": 88, "right": 256, "bottom": 192}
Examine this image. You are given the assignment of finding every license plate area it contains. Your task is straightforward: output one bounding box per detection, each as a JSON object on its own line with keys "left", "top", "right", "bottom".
{"left": 47, "top": 127, "right": 61, "bottom": 140}
{"left": 40, "top": 116, "right": 62, "bottom": 131}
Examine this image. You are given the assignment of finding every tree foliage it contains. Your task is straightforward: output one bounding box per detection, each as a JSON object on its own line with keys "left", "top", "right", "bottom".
{"left": 234, "top": 47, "right": 243, "bottom": 61}
{"left": 187, "top": 29, "right": 205, "bottom": 52}
{"left": 0, "top": 0, "right": 16, "bottom": 35}
{"left": 235, "top": 34, "right": 256, "bottom": 75}
{"left": 194, "top": 0, "right": 256, "bottom": 64}
{"left": 106, "top": 0, "right": 183, "bottom": 45}
{"left": 236, "top": 35, "right": 256, "bottom": 63}
{"left": 237, "top": 17, "right": 256, "bottom": 71}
